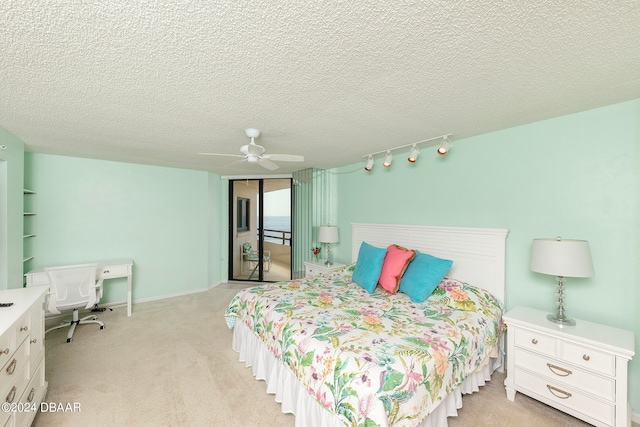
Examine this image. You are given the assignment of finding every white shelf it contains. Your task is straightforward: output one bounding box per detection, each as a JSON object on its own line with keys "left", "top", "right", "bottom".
{"left": 23, "top": 190, "right": 36, "bottom": 269}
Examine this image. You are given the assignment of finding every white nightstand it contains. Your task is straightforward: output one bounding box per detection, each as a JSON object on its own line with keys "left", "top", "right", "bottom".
{"left": 304, "top": 261, "right": 346, "bottom": 277}
{"left": 503, "top": 306, "right": 635, "bottom": 427}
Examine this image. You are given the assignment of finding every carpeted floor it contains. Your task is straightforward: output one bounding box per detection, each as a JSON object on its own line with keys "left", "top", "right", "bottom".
{"left": 33, "top": 284, "right": 632, "bottom": 427}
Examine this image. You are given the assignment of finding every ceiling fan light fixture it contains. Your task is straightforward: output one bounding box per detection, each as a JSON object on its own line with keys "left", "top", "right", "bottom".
{"left": 408, "top": 145, "right": 419, "bottom": 162}
{"left": 383, "top": 151, "right": 393, "bottom": 168}
{"left": 364, "top": 156, "right": 374, "bottom": 171}
{"left": 198, "top": 127, "right": 303, "bottom": 170}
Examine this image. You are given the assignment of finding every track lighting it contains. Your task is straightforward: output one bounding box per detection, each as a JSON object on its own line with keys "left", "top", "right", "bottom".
{"left": 408, "top": 145, "right": 419, "bottom": 162}
{"left": 383, "top": 151, "right": 393, "bottom": 168}
{"left": 364, "top": 156, "right": 374, "bottom": 171}
{"left": 361, "top": 133, "right": 452, "bottom": 172}
{"left": 437, "top": 137, "right": 451, "bottom": 155}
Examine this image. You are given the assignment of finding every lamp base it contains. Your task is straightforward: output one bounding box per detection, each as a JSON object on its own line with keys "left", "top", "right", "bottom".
{"left": 324, "top": 260, "right": 333, "bottom": 267}
{"left": 546, "top": 313, "right": 576, "bottom": 327}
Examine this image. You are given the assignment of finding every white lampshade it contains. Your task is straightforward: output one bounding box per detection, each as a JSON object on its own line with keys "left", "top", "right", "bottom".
{"left": 530, "top": 238, "right": 594, "bottom": 278}
{"left": 318, "top": 226, "right": 339, "bottom": 243}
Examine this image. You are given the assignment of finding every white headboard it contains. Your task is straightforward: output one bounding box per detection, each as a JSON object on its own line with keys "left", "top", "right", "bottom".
{"left": 351, "top": 223, "right": 509, "bottom": 303}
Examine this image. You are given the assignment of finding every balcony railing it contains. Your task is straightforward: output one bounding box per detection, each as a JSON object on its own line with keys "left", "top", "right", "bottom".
{"left": 262, "top": 228, "right": 291, "bottom": 246}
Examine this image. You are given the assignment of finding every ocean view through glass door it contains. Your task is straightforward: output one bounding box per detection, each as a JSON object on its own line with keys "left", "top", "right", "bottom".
{"left": 263, "top": 216, "right": 291, "bottom": 245}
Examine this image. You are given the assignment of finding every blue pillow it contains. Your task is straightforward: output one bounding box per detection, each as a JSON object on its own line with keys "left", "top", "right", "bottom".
{"left": 352, "top": 242, "right": 387, "bottom": 293}
{"left": 399, "top": 251, "right": 453, "bottom": 302}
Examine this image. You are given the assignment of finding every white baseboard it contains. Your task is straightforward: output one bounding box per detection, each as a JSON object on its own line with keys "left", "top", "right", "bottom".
{"left": 45, "top": 286, "right": 215, "bottom": 320}
{"left": 127, "top": 286, "right": 213, "bottom": 306}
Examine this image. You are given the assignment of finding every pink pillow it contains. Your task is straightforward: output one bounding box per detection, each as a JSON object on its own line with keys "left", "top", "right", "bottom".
{"left": 378, "top": 245, "right": 416, "bottom": 294}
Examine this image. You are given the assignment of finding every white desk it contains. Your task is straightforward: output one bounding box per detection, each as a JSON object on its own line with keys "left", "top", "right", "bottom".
{"left": 24, "top": 259, "right": 134, "bottom": 316}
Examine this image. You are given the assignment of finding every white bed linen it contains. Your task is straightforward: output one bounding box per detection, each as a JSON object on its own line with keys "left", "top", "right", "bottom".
{"left": 233, "top": 320, "right": 502, "bottom": 427}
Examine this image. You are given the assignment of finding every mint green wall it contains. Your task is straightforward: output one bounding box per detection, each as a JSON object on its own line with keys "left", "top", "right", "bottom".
{"left": 0, "top": 127, "right": 25, "bottom": 290}
{"left": 208, "top": 172, "right": 225, "bottom": 285}
{"left": 24, "top": 153, "right": 221, "bottom": 303}
{"left": 332, "top": 99, "right": 640, "bottom": 413}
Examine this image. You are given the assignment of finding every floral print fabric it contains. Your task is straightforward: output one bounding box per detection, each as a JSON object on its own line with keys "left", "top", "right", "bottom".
{"left": 225, "top": 266, "right": 503, "bottom": 427}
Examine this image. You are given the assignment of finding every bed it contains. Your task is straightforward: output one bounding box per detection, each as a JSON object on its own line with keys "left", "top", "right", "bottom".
{"left": 225, "top": 223, "right": 509, "bottom": 427}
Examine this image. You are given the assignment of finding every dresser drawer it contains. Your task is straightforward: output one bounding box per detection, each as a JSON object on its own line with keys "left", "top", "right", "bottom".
{"left": 15, "top": 358, "right": 45, "bottom": 427}
{"left": 14, "top": 312, "right": 31, "bottom": 347}
{"left": 0, "top": 332, "right": 13, "bottom": 369}
{"left": 0, "top": 409, "right": 10, "bottom": 427}
{"left": 514, "top": 327, "right": 556, "bottom": 357}
{"left": 513, "top": 347, "right": 614, "bottom": 401}
{"left": 561, "top": 341, "right": 615, "bottom": 377}
{"left": 1, "top": 343, "right": 30, "bottom": 408}
{"left": 514, "top": 368, "right": 614, "bottom": 426}
{"left": 28, "top": 301, "right": 44, "bottom": 368}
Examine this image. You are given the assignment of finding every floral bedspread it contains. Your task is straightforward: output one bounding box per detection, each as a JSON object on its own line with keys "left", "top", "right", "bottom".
{"left": 224, "top": 266, "right": 503, "bottom": 427}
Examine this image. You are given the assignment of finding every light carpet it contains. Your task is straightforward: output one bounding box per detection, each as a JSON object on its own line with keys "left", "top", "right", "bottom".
{"left": 33, "top": 284, "right": 630, "bottom": 427}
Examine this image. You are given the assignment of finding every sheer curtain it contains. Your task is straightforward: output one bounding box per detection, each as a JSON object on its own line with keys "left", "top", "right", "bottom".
{"left": 292, "top": 168, "right": 331, "bottom": 278}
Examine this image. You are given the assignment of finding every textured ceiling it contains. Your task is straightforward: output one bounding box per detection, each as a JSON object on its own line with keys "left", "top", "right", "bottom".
{"left": 2, "top": 1, "right": 639, "bottom": 175}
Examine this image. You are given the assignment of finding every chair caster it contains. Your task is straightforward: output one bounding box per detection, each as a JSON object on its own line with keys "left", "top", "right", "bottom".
{"left": 66, "top": 338, "right": 72, "bottom": 343}
{"left": 100, "top": 325, "right": 105, "bottom": 330}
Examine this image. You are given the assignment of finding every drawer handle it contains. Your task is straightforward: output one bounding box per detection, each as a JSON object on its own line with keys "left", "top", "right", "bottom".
{"left": 531, "top": 338, "right": 538, "bottom": 345}
{"left": 27, "top": 387, "right": 35, "bottom": 403}
{"left": 547, "top": 363, "right": 572, "bottom": 377}
{"left": 30, "top": 338, "right": 37, "bottom": 344}
{"left": 20, "top": 325, "right": 28, "bottom": 332}
{"left": 0, "top": 348, "right": 8, "bottom": 355}
{"left": 547, "top": 385, "right": 572, "bottom": 399}
{"left": 5, "top": 358, "right": 17, "bottom": 375}
{"left": 103, "top": 269, "right": 110, "bottom": 274}
{"left": 5, "top": 386, "right": 17, "bottom": 403}
{"left": 583, "top": 354, "right": 590, "bottom": 361}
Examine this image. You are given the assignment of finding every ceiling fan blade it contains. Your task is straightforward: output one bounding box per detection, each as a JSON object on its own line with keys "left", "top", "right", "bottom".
{"left": 199, "top": 153, "right": 244, "bottom": 158}
{"left": 266, "top": 154, "right": 304, "bottom": 162}
{"left": 223, "top": 158, "right": 249, "bottom": 168}
{"left": 258, "top": 158, "right": 280, "bottom": 170}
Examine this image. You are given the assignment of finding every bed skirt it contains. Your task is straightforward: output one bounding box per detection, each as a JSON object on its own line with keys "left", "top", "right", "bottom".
{"left": 232, "top": 321, "right": 502, "bottom": 427}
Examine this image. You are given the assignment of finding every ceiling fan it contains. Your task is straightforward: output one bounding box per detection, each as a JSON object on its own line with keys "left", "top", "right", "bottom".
{"left": 199, "top": 128, "right": 304, "bottom": 170}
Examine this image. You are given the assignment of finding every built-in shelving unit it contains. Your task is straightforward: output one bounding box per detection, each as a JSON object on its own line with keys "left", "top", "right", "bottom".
{"left": 23, "top": 189, "right": 36, "bottom": 271}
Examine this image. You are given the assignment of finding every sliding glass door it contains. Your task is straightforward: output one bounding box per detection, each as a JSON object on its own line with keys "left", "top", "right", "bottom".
{"left": 229, "top": 178, "right": 292, "bottom": 282}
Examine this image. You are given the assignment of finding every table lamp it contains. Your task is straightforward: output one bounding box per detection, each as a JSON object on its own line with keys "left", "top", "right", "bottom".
{"left": 318, "top": 226, "right": 339, "bottom": 266}
{"left": 530, "top": 237, "right": 594, "bottom": 326}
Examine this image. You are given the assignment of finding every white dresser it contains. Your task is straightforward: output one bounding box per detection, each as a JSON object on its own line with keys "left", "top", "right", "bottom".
{"left": 503, "top": 306, "right": 635, "bottom": 427}
{"left": 304, "top": 261, "right": 346, "bottom": 277}
{"left": 0, "top": 287, "right": 48, "bottom": 427}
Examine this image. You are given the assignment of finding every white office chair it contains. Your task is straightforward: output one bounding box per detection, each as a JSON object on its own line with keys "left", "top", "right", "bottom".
{"left": 45, "top": 263, "right": 106, "bottom": 343}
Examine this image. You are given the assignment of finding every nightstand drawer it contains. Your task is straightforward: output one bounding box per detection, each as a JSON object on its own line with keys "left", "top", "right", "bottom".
{"left": 514, "top": 328, "right": 556, "bottom": 357}
{"left": 305, "top": 265, "right": 320, "bottom": 277}
{"left": 514, "top": 347, "right": 614, "bottom": 400}
{"left": 561, "top": 341, "right": 615, "bottom": 376}
{"left": 514, "top": 368, "right": 614, "bottom": 426}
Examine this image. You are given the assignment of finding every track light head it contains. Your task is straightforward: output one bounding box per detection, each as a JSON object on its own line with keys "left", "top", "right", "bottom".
{"left": 437, "top": 137, "right": 451, "bottom": 155}
{"left": 408, "top": 145, "right": 419, "bottom": 162}
{"left": 383, "top": 151, "right": 393, "bottom": 168}
{"left": 364, "top": 155, "right": 374, "bottom": 171}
